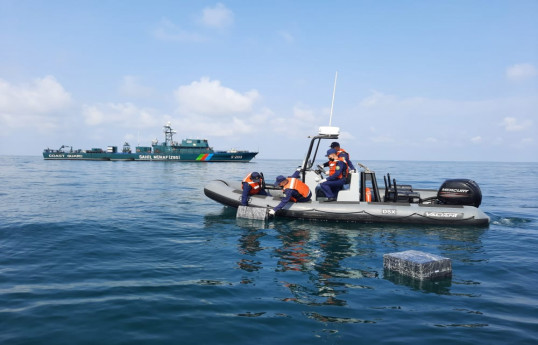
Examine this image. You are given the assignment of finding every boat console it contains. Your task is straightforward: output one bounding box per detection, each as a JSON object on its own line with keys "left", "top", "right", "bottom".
{"left": 298, "top": 126, "right": 484, "bottom": 208}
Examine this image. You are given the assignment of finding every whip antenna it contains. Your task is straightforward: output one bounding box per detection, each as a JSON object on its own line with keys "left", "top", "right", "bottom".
{"left": 329, "top": 71, "right": 338, "bottom": 126}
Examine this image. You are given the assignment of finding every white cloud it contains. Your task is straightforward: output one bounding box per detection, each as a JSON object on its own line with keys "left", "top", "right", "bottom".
{"left": 360, "top": 90, "right": 397, "bottom": 107}
{"left": 371, "top": 136, "right": 396, "bottom": 144}
{"left": 500, "top": 117, "right": 532, "bottom": 132}
{"left": 350, "top": 91, "right": 538, "bottom": 160}
{"left": 356, "top": 91, "right": 537, "bottom": 127}
{"left": 170, "top": 114, "right": 252, "bottom": 138}
{"left": 0, "top": 76, "right": 72, "bottom": 131}
{"left": 0, "top": 76, "right": 71, "bottom": 114}
{"left": 249, "top": 107, "right": 273, "bottom": 125}
{"left": 82, "top": 102, "right": 155, "bottom": 127}
{"left": 174, "top": 77, "right": 259, "bottom": 116}
{"left": 119, "top": 76, "right": 153, "bottom": 98}
{"left": 293, "top": 105, "right": 317, "bottom": 122}
{"left": 271, "top": 104, "right": 325, "bottom": 136}
{"left": 168, "top": 80, "right": 274, "bottom": 138}
{"left": 278, "top": 30, "right": 294, "bottom": 43}
{"left": 153, "top": 18, "right": 206, "bottom": 42}
{"left": 506, "top": 63, "right": 537, "bottom": 81}
{"left": 339, "top": 130, "right": 355, "bottom": 141}
{"left": 153, "top": 4, "right": 233, "bottom": 43}
{"left": 200, "top": 3, "right": 234, "bottom": 29}
{"left": 470, "top": 136, "right": 482, "bottom": 143}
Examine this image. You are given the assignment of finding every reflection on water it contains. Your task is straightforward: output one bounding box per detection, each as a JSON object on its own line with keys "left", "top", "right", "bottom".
{"left": 276, "top": 227, "right": 313, "bottom": 272}
{"left": 235, "top": 218, "right": 266, "bottom": 230}
{"left": 383, "top": 269, "right": 452, "bottom": 294}
{"left": 276, "top": 226, "right": 381, "bottom": 307}
{"left": 234, "top": 219, "right": 384, "bottom": 307}
{"left": 237, "top": 228, "right": 265, "bottom": 277}
{"left": 3, "top": 157, "right": 536, "bottom": 343}
{"left": 206, "top": 208, "right": 488, "bottom": 315}
{"left": 307, "top": 312, "right": 377, "bottom": 324}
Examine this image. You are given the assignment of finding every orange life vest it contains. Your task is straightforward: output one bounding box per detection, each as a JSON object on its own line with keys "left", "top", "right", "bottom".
{"left": 337, "top": 148, "right": 350, "bottom": 161}
{"left": 283, "top": 178, "right": 310, "bottom": 202}
{"left": 242, "top": 173, "right": 263, "bottom": 195}
{"left": 328, "top": 157, "right": 348, "bottom": 179}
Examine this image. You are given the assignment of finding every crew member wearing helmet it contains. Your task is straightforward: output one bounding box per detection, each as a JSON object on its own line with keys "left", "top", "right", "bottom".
{"left": 269, "top": 171, "right": 311, "bottom": 216}
{"left": 329, "top": 141, "right": 355, "bottom": 171}
{"left": 241, "top": 172, "right": 269, "bottom": 206}
{"left": 319, "top": 148, "right": 348, "bottom": 201}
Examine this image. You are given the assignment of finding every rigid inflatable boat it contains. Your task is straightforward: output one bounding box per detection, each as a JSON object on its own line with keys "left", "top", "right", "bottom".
{"left": 204, "top": 126, "right": 490, "bottom": 226}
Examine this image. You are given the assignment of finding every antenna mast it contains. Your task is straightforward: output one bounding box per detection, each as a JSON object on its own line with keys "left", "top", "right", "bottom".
{"left": 329, "top": 71, "right": 338, "bottom": 126}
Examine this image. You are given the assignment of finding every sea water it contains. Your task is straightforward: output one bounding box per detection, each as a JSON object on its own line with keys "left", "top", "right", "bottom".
{"left": 1, "top": 156, "right": 537, "bottom": 344}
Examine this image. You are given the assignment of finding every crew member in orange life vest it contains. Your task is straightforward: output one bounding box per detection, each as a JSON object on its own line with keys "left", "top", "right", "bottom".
{"left": 330, "top": 141, "right": 355, "bottom": 171}
{"left": 319, "top": 149, "right": 348, "bottom": 201}
{"left": 241, "top": 172, "right": 269, "bottom": 206}
{"left": 268, "top": 171, "right": 311, "bottom": 216}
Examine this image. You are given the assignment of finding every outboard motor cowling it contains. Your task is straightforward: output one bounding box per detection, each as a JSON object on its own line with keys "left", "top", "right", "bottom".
{"left": 437, "top": 179, "right": 482, "bottom": 207}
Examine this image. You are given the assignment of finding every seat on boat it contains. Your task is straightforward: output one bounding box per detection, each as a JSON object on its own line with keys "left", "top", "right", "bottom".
{"left": 336, "top": 171, "right": 360, "bottom": 202}
{"left": 383, "top": 173, "right": 420, "bottom": 203}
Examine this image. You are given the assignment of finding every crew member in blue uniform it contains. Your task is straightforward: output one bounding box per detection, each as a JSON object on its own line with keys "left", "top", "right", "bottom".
{"left": 241, "top": 172, "right": 269, "bottom": 206}
{"left": 330, "top": 142, "right": 355, "bottom": 171}
{"left": 320, "top": 149, "right": 348, "bottom": 201}
{"left": 269, "top": 170, "right": 311, "bottom": 216}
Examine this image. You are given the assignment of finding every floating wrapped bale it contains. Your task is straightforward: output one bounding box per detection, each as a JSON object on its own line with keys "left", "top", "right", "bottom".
{"left": 383, "top": 250, "right": 452, "bottom": 280}
{"left": 236, "top": 206, "right": 268, "bottom": 221}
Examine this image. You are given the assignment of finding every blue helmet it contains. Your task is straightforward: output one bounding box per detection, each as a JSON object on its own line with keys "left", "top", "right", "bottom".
{"left": 275, "top": 175, "right": 286, "bottom": 184}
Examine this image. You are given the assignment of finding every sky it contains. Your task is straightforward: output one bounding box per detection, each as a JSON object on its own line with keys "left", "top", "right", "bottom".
{"left": 0, "top": 0, "right": 537, "bottom": 162}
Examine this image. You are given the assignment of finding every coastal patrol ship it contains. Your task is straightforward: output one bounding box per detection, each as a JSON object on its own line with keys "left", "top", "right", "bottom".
{"left": 43, "top": 122, "right": 258, "bottom": 162}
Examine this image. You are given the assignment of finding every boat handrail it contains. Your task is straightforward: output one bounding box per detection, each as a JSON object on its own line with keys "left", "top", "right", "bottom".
{"left": 356, "top": 162, "right": 372, "bottom": 173}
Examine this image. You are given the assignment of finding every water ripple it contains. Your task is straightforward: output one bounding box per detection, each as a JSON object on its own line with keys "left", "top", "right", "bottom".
{"left": 1, "top": 157, "right": 537, "bottom": 344}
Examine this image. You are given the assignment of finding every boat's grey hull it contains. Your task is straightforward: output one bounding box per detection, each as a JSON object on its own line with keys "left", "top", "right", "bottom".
{"left": 204, "top": 180, "right": 490, "bottom": 226}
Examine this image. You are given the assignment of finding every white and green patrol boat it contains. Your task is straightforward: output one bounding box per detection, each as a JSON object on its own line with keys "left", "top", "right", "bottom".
{"left": 43, "top": 122, "right": 258, "bottom": 162}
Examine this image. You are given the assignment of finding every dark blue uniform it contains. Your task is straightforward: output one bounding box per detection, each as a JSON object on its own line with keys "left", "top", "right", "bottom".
{"left": 338, "top": 151, "right": 355, "bottom": 171}
{"left": 330, "top": 142, "right": 355, "bottom": 171}
{"left": 274, "top": 171, "right": 311, "bottom": 212}
{"left": 241, "top": 182, "right": 269, "bottom": 206}
{"left": 320, "top": 159, "right": 347, "bottom": 199}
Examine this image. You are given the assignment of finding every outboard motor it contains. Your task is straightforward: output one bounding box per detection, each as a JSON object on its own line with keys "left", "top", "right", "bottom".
{"left": 437, "top": 179, "right": 482, "bottom": 207}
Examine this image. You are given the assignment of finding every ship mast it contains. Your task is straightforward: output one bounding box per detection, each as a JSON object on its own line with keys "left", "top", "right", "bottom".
{"left": 329, "top": 71, "right": 337, "bottom": 127}
{"left": 163, "top": 122, "right": 177, "bottom": 146}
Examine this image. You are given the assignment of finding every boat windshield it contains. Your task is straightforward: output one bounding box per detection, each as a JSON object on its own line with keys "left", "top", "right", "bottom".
{"left": 301, "top": 134, "right": 338, "bottom": 171}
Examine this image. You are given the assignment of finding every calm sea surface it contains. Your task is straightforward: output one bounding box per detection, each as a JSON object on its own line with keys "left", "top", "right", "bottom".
{"left": 1, "top": 156, "right": 537, "bottom": 344}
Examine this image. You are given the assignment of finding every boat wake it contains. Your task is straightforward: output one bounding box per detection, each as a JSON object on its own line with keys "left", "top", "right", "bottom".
{"left": 490, "top": 215, "right": 533, "bottom": 227}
